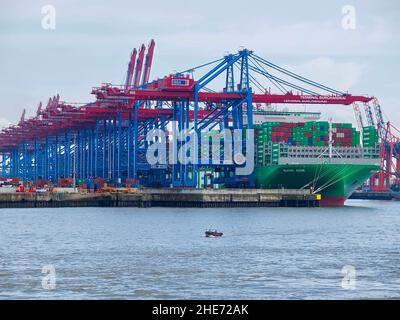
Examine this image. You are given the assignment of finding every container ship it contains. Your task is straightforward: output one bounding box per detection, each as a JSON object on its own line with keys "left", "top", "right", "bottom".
{"left": 251, "top": 110, "right": 381, "bottom": 206}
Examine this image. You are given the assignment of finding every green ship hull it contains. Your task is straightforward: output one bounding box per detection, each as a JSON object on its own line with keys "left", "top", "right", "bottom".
{"left": 255, "top": 164, "right": 380, "bottom": 206}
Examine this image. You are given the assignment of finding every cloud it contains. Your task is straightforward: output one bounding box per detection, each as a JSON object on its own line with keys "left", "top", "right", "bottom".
{"left": 1, "top": 1, "right": 398, "bottom": 58}
{"left": 0, "top": 117, "right": 11, "bottom": 130}
{"left": 285, "top": 57, "right": 365, "bottom": 92}
{"left": 0, "top": 0, "right": 399, "bottom": 128}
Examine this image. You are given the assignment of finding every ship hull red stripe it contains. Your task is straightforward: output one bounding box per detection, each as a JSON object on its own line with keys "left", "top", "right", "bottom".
{"left": 320, "top": 196, "right": 346, "bottom": 207}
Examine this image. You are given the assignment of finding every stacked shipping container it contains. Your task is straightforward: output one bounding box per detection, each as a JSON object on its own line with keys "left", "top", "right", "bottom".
{"left": 255, "top": 121, "right": 361, "bottom": 148}
{"left": 362, "top": 126, "right": 379, "bottom": 147}
{"left": 254, "top": 121, "right": 380, "bottom": 166}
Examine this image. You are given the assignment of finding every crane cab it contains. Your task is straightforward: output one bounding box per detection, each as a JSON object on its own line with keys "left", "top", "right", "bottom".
{"left": 149, "top": 75, "right": 196, "bottom": 91}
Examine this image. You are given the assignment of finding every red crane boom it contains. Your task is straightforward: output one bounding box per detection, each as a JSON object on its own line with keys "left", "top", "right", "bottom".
{"left": 133, "top": 44, "right": 146, "bottom": 88}
{"left": 125, "top": 48, "right": 137, "bottom": 90}
{"left": 141, "top": 39, "right": 155, "bottom": 86}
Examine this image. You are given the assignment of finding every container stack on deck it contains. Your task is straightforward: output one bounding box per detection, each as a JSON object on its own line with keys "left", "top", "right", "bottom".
{"left": 255, "top": 120, "right": 364, "bottom": 166}
{"left": 255, "top": 121, "right": 361, "bottom": 148}
{"left": 362, "top": 126, "right": 379, "bottom": 147}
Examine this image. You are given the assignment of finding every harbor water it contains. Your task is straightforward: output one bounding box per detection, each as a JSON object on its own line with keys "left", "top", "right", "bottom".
{"left": 0, "top": 200, "right": 399, "bottom": 299}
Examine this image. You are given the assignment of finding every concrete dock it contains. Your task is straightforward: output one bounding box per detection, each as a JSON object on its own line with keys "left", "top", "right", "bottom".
{"left": 147, "top": 188, "right": 319, "bottom": 207}
{"left": 0, "top": 188, "right": 320, "bottom": 208}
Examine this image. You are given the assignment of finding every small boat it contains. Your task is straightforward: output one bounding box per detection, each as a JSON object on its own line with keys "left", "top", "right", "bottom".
{"left": 205, "top": 229, "right": 223, "bottom": 237}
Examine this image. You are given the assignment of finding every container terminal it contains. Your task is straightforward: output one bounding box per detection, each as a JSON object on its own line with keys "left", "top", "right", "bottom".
{"left": 0, "top": 40, "right": 399, "bottom": 207}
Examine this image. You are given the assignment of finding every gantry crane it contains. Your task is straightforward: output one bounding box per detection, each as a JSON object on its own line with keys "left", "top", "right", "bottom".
{"left": 1, "top": 40, "right": 397, "bottom": 190}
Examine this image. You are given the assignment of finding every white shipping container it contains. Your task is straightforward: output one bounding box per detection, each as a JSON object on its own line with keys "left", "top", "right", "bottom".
{"left": 53, "top": 187, "right": 77, "bottom": 193}
{"left": 0, "top": 187, "right": 17, "bottom": 193}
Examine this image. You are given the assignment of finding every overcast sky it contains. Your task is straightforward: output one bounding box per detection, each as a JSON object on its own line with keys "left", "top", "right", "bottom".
{"left": 0, "top": 0, "right": 399, "bottom": 128}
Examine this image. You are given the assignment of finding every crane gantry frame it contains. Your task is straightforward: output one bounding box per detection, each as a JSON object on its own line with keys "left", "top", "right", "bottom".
{"left": 0, "top": 40, "right": 398, "bottom": 190}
